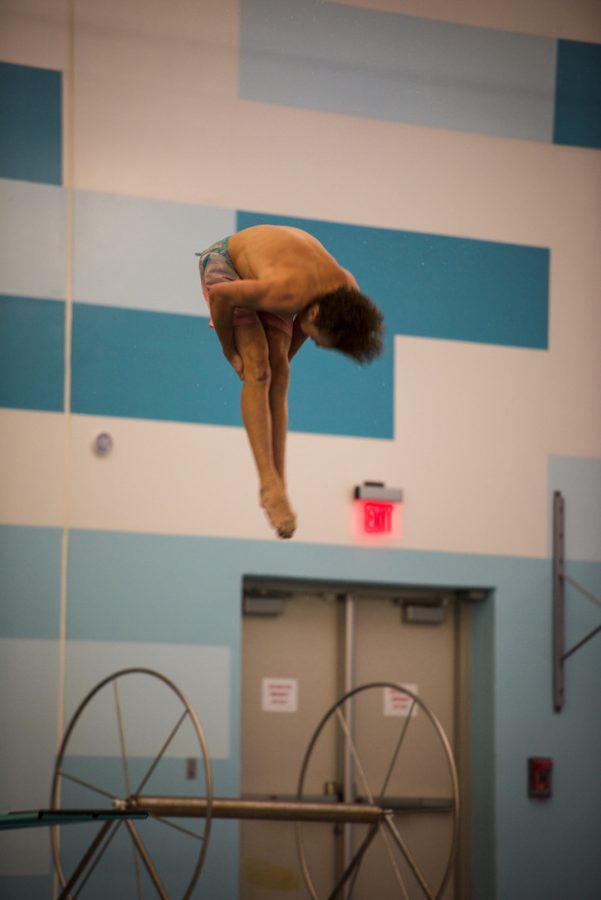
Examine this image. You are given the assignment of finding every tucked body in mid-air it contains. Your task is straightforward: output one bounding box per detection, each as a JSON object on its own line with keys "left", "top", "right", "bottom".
{"left": 198, "top": 225, "right": 383, "bottom": 538}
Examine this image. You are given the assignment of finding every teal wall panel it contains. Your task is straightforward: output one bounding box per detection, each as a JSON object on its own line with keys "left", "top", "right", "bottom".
{"left": 0, "top": 62, "right": 62, "bottom": 184}
{"left": 69, "top": 298, "right": 390, "bottom": 437}
{"left": 554, "top": 40, "right": 601, "bottom": 150}
{"left": 0, "top": 295, "right": 65, "bottom": 413}
{"left": 238, "top": 211, "right": 550, "bottom": 350}
{"left": 70, "top": 302, "right": 241, "bottom": 426}
{"left": 239, "top": 209, "right": 549, "bottom": 437}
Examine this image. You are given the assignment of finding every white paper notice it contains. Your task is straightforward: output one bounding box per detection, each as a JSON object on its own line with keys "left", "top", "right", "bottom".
{"left": 383, "top": 684, "right": 418, "bottom": 717}
{"left": 261, "top": 677, "right": 298, "bottom": 713}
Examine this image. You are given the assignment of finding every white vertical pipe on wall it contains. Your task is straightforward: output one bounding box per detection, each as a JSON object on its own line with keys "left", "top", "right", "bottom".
{"left": 53, "top": 4, "right": 75, "bottom": 895}
{"left": 342, "top": 593, "right": 356, "bottom": 898}
{"left": 56, "top": 0, "right": 75, "bottom": 782}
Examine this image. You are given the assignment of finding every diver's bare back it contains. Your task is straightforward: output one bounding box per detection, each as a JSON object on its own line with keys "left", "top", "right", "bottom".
{"left": 228, "top": 225, "right": 355, "bottom": 300}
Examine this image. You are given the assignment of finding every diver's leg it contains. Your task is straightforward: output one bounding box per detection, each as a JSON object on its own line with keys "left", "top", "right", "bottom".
{"left": 235, "top": 323, "right": 296, "bottom": 539}
{"left": 264, "top": 325, "right": 292, "bottom": 485}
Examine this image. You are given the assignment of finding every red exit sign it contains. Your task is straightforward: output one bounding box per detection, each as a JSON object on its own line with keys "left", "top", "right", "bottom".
{"left": 364, "top": 501, "right": 393, "bottom": 533}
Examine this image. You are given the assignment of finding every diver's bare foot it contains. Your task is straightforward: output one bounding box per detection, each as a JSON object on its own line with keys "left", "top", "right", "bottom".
{"left": 260, "top": 482, "right": 297, "bottom": 539}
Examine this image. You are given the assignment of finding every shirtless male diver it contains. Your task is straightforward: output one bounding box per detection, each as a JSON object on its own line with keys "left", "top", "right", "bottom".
{"left": 198, "top": 225, "right": 383, "bottom": 539}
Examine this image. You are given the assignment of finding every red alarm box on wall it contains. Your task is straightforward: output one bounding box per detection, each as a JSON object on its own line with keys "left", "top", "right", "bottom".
{"left": 528, "top": 757, "right": 553, "bottom": 799}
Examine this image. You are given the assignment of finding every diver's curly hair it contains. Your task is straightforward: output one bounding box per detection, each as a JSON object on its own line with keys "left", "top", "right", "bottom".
{"left": 313, "top": 287, "right": 384, "bottom": 362}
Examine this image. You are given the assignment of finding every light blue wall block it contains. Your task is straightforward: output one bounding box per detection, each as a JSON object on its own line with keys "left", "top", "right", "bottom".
{"left": 3, "top": 526, "right": 601, "bottom": 895}
{"left": 493, "top": 559, "right": 601, "bottom": 900}
{"left": 0, "top": 180, "right": 66, "bottom": 301}
{"left": 59, "top": 756, "right": 237, "bottom": 805}
{"left": 0, "top": 62, "right": 62, "bottom": 184}
{"left": 0, "top": 295, "right": 65, "bottom": 412}
{"left": 549, "top": 456, "right": 601, "bottom": 562}
{"left": 67, "top": 530, "right": 242, "bottom": 647}
{"left": 74, "top": 191, "right": 235, "bottom": 316}
{"left": 65, "top": 528, "right": 243, "bottom": 879}
{"left": 0, "top": 527, "right": 62, "bottom": 639}
{"left": 0, "top": 530, "right": 60, "bottom": 880}
{"left": 561, "top": 561, "right": 601, "bottom": 660}
{"left": 0, "top": 639, "right": 59, "bottom": 877}
{"left": 63, "top": 641, "right": 231, "bottom": 759}
{"left": 240, "top": 0, "right": 557, "bottom": 141}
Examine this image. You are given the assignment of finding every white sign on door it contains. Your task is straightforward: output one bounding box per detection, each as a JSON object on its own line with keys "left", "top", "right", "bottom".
{"left": 383, "top": 684, "right": 418, "bottom": 717}
{"left": 261, "top": 677, "right": 298, "bottom": 713}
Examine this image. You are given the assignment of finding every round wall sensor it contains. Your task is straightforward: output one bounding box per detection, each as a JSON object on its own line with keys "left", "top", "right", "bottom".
{"left": 94, "top": 432, "right": 113, "bottom": 457}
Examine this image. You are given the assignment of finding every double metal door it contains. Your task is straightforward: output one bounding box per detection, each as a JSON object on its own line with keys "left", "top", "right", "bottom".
{"left": 240, "top": 583, "right": 459, "bottom": 899}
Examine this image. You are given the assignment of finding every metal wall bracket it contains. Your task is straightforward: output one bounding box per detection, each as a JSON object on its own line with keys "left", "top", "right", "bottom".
{"left": 553, "top": 491, "right": 601, "bottom": 712}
